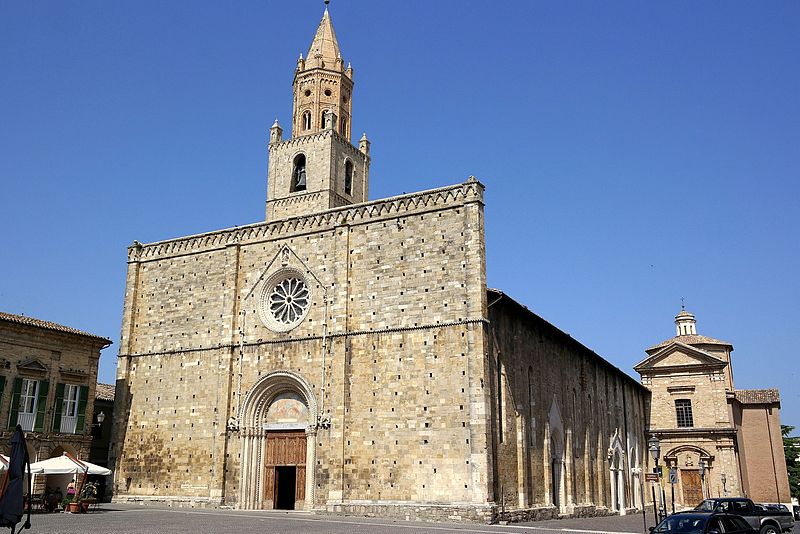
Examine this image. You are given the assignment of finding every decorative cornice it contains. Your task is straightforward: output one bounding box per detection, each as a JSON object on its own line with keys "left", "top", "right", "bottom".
{"left": 648, "top": 427, "right": 737, "bottom": 437}
{"left": 128, "top": 180, "right": 484, "bottom": 263}
{"left": 268, "top": 129, "right": 366, "bottom": 161}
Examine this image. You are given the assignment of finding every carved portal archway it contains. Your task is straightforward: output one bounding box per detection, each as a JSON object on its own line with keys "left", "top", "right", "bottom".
{"left": 609, "top": 433, "right": 626, "bottom": 514}
{"left": 238, "top": 371, "right": 318, "bottom": 510}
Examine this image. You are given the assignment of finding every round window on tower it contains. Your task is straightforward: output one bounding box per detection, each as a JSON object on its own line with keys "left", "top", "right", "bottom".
{"left": 258, "top": 269, "right": 311, "bottom": 332}
{"left": 324, "top": 89, "right": 332, "bottom": 97}
{"left": 304, "top": 89, "right": 312, "bottom": 97}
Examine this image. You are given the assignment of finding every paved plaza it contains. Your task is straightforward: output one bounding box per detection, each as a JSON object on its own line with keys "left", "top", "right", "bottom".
{"left": 22, "top": 505, "right": 800, "bottom": 533}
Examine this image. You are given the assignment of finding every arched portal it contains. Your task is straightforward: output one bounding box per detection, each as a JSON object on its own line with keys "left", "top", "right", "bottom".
{"left": 609, "top": 433, "right": 626, "bottom": 514}
{"left": 238, "top": 371, "right": 318, "bottom": 511}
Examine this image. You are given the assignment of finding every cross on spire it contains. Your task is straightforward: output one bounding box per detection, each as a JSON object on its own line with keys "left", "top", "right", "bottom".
{"left": 681, "top": 297, "right": 685, "bottom": 311}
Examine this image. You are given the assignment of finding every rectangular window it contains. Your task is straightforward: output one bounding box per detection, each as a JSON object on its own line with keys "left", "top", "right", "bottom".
{"left": 17, "top": 379, "right": 38, "bottom": 431}
{"left": 20, "top": 379, "right": 37, "bottom": 415}
{"left": 675, "top": 399, "right": 694, "bottom": 427}
{"left": 60, "top": 384, "right": 80, "bottom": 433}
{"left": 63, "top": 384, "right": 79, "bottom": 417}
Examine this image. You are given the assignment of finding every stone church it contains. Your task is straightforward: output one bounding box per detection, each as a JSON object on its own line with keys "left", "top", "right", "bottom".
{"left": 635, "top": 308, "right": 790, "bottom": 509}
{"left": 110, "top": 7, "right": 654, "bottom": 521}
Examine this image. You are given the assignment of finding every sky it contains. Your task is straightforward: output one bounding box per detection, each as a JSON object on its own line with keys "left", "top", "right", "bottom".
{"left": 1, "top": 1, "right": 798, "bottom": 425}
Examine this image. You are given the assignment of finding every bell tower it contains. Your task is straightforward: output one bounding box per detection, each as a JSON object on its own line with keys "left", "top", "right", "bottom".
{"left": 265, "top": 6, "right": 370, "bottom": 221}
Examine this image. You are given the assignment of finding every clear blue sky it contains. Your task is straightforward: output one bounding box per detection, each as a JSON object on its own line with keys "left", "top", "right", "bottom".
{"left": 1, "top": 2, "right": 798, "bottom": 425}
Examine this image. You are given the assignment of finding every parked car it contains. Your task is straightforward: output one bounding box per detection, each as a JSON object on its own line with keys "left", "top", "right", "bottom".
{"left": 693, "top": 498, "right": 794, "bottom": 533}
{"left": 650, "top": 511, "right": 756, "bottom": 533}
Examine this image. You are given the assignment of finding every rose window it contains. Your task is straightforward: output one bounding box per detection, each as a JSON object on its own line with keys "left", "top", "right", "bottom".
{"left": 269, "top": 278, "right": 309, "bottom": 325}
{"left": 258, "top": 269, "right": 312, "bottom": 332}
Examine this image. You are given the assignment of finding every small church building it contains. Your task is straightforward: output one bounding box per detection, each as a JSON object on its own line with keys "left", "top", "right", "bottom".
{"left": 635, "top": 309, "right": 790, "bottom": 509}
{"left": 110, "top": 7, "right": 654, "bottom": 522}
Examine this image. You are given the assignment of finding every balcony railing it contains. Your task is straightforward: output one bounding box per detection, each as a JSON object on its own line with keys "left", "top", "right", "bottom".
{"left": 17, "top": 412, "right": 35, "bottom": 432}
{"left": 60, "top": 415, "right": 77, "bottom": 434}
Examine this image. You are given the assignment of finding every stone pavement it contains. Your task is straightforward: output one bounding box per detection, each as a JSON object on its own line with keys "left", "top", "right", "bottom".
{"left": 21, "top": 505, "right": 800, "bottom": 534}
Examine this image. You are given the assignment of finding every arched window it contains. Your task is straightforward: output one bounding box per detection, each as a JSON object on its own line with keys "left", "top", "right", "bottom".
{"left": 340, "top": 117, "right": 348, "bottom": 137}
{"left": 302, "top": 111, "right": 311, "bottom": 131}
{"left": 291, "top": 154, "right": 307, "bottom": 192}
{"left": 344, "top": 160, "right": 353, "bottom": 195}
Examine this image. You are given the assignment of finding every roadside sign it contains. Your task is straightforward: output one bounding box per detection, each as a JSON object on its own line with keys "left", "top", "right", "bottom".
{"left": 645, "top": 473, "right": 659, "bottom": 482}
{"left": 669, "top": 467, "right": 678, "bottom": 485}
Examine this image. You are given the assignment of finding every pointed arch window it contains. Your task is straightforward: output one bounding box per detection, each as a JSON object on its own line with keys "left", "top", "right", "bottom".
{"left": 291, "top": 154, "right": 307, "bottom": 192}
{"left": 344, "top": 160, "right": 353, "bottom": 195}
{"left": 302, "top": 110, "right": 312, "bottom": 131}
{"left": 340, "top": 117, "right": 348, "bottom": 137}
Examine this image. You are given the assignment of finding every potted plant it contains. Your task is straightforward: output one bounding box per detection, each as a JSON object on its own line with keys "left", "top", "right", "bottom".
{"left": 78, "top": 481, "right": 98, "bottom": 513}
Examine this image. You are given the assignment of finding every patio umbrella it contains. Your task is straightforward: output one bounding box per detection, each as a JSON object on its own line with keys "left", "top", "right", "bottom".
{"left": 0, "top": 425, "right": 32, "bottom": 531}
{"left": 29, "top": 454, "right": 110, "bottom": 475}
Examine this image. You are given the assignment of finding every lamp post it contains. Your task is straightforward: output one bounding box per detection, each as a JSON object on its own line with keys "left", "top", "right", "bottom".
{"left": 648, "top": 436, "right": 663, "bottom": 522}
{"left": 721, "top": 473, "right": 727, "bottom": 497}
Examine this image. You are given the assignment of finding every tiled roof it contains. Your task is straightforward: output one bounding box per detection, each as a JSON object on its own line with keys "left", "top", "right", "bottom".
{"left": 95, "top": 383, "right": 115, "bottom": 401}
{"left": 733, "top": 389, "right": 780, "bottom": 405}
{"left": 0, "top": 311, "right": 112, "bottom": 345}
{"left": 646, "top": 334, "right": 732, "bottom": 352}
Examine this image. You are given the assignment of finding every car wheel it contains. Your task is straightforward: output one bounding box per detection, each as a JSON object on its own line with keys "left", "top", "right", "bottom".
{"left": 759, "top": 525, "right": 778, "bottom": 534}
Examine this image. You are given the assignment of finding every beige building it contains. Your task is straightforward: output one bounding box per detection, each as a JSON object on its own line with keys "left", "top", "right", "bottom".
{"left": 0, "top": 311, "right": 110, "bottom": 491}
{"left": 110, "top": 7, "right": 652, "bottom": 522}
{"left": 635, "top": 309, "right": 790, "bottom": 509}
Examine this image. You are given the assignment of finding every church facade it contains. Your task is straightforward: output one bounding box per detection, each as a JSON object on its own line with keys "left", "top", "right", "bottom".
{"left": 635, "top": 309, "right": 791, "bottom": 509}
{"left": 110, "top": 8, "right": 653, "bottom": 522}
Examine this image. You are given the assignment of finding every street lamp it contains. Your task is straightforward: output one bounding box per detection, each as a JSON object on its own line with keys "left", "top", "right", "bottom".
{"left": 648, "top": 435, "right": 661, "bottom": 468}
{"left": 648, "top": 435, "right": 665, "bottom": 522}
{"left": 721, "top": 473, "right": 727, "bottom": 496}
{"left": 92, "top": 411, "right": 106, "bottom": 428}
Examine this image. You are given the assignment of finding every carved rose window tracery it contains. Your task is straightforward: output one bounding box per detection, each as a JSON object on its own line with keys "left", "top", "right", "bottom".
{"left": 258, "top": 268, "right": 312, "bottom": 332}
{"left": 269, "top": 278, "right": 309, "bottom": 325}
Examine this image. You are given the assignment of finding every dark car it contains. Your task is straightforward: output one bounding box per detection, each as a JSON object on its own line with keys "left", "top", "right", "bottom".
{"left": 694, "top": 498, "right": 794, "bottom": 533}
{"left": 650, "top": 511, "right": 756, "bottom": 533}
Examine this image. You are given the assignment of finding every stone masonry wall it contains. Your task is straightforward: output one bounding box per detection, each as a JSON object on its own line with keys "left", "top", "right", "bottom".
{"left": 487, "top": 297, "right": 650, "bottom": 516}
{"left": 113, "top": 179, "right": 494, "bottom": 516}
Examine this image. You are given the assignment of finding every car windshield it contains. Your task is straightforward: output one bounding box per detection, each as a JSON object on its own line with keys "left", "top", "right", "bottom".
{"left": 653, "top": 516, "right": 708, "bottom": 533}
{"left": 694, "top": 500, "right": 717, "bottom": 511}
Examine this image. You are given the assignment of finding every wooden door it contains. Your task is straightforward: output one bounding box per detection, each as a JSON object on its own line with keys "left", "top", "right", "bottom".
{"left": 681, "top": 469, "right": 703, "bottom": 507}
{"left": 263, "top": 431, "right": 307, "bottom": 508}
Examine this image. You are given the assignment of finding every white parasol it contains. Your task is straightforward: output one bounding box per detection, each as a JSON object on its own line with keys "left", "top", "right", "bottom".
{"left": 29, "top": 453, "right": 110, "bottom": 475}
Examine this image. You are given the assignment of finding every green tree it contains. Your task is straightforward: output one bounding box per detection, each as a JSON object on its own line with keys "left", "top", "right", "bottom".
{"left": 782, "top": 425, "right": 800, "bottom": 498}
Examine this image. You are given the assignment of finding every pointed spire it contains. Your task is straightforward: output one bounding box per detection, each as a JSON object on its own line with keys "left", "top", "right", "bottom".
{"left": 306, "top": 7, "right": 342, "bottom": 68}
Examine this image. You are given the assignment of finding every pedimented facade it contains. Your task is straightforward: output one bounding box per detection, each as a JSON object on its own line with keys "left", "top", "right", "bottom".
{"left": 110, "top": 7, "right": 652, "bottom": 522}
{"left": 635, "top": 309, "right": 790, "bottom": 509}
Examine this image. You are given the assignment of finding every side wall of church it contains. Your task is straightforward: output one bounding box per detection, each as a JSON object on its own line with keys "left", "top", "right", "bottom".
{"left": 487, "top": 299, "right": 650, "bottom": 520}
{"left": 113, "top": 180, "right": 496, "bottom": 519}
{"left": 733, "top": 402, "right": 791, "bottom": 504}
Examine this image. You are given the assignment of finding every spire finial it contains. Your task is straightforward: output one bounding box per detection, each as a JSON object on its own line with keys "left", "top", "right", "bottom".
{"left": 681, "top": 297, "right": 685, "bottom": 311}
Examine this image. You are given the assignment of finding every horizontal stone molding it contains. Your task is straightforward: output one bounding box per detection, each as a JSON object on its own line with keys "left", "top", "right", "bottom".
{"left": 118, "top": 317, "right": 488, "bottom": 359}
{"left": 127, "top": 179, "right": 484, "bottom": 263}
